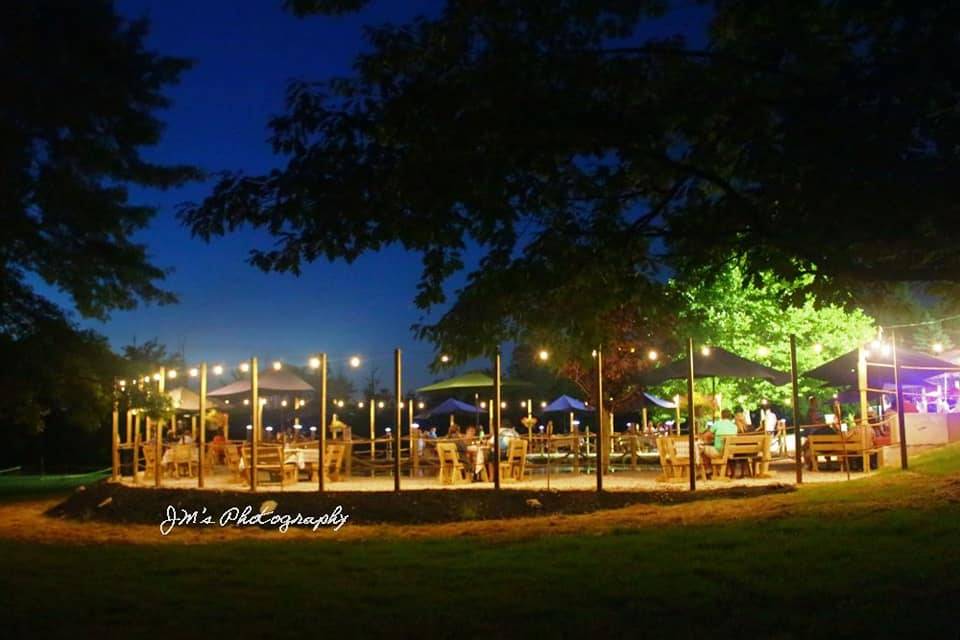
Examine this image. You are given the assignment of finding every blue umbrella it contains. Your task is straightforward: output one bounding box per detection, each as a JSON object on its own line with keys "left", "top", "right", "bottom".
{"left": 541, "top": 395, "right": 595, "bottom": 413}
{"left": 415, "top": 397, "right": 478, "bottom": 419}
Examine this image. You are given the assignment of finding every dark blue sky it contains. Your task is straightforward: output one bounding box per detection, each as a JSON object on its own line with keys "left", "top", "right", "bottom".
{"left": 59, "top": 0, "right": 707, "bottom": 389}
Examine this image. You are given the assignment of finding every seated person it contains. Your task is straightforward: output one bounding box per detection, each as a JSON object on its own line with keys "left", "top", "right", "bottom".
{"left": 700, "top": 409, "right": 737, "bottom": 476}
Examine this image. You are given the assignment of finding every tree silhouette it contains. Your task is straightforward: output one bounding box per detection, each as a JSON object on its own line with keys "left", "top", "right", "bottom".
{"left": 183, "top": 1, "right": 960, "bottom": 361}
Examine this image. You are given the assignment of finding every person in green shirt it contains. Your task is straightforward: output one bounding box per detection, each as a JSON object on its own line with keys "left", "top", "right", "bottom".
{"left": 702, "top": 409, "right": 738, "bottom": 475}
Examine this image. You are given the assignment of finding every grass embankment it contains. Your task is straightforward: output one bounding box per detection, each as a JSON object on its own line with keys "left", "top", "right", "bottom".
{"left": 1, "top": 449, "right": 959, "bottom": 638}
{"left": 0, "top": 469, "right": 108, "bottom": 502}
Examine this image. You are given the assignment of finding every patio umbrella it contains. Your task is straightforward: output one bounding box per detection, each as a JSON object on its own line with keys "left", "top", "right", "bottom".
{"left": 642, "top": 392, "right": 677, "bottom": 409}
{"left": 540, "top": 394, "right": 595, "bottom": 434}
{"left": 166, "top": 386, "right": 218, "bottom": 412}
{"left": 414, "top": 397, "right": 478, "bottom": 419}
{"left": 207, "top": 369, "right": 315, "bottom": 397}
{"left": 640, "top": 346, "right": 791, "bottom": 387}
{"left": 415, "top": 371, "right": 533, "bottom": 393}
{"left": 541, "top": 394, "right": 595, "bottom": 413}
{"left": 803, "top": 347, "right": 959, "bottom": 388}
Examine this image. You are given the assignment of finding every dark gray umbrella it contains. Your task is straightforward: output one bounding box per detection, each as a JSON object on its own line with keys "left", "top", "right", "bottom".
{"left": 804, "top": 346, "right": 959, "bottom": 388}
{"left": 640, "top": 346, "right": 791, "bottom": 386}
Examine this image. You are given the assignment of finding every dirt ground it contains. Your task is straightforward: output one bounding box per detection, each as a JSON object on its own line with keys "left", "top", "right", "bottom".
{"left": 0, "top": 469, "right": 939, "bottom": 546}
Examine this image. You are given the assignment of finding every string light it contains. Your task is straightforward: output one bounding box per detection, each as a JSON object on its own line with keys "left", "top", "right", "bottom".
{"left": 188, "top": 368, "right": 199, "bottom": 377}
{"left": 757, "top": 346, "right": 770, "bottom": 357}
{"left": 309, "top": 357, "right": 321, "bottom": 369}
{"left": 243, "top": 399, "right": 250, "bottom": 406}
{"left": 240, "top": 362, "right": 250, "bottom": 373}
{"left": 349, "top": 356, "right": 361, "bottom": 368}
{"left": 246, "top": 424, "right": 252, "bottom": 430}
{"left": 418, "top": 401, "right": 425, "bottom": 409}
{"left": 272, "top": 361, "right": 282, "bottom": 371}
{"left": 540, "top": 401, "right": 548, "bottom": 408}
{"left": 700, "top": 346, "right": 711, "bottom": 356}
{"left": 812, "top": 343, "right": 823, "bottom": 354}
{"left": 648, "top": 350, "right": 658, "bottom": 361}
{"left": 933, "top": 342, "right": 944, "bottom": 353}
{"left": 281, "top": 400, "right": 288, "bottom": 407}
{"left": 480, "top": 401, "right": 487, "bottom": 409}
{"left": 260, "top": 398, "right": 267, "bottom": 405}
{"left": 337, "top": 400, "right": 345, "bottom": 408}
{"left": 358, "top": 401, "right": 365, "bottom": 408}
{"left": 378, "top": 401, "right": 385, "bottom": 409}
{"left": 538, "top": 349, "right": 549, "bottom": 361}
{"left": 440, "top": 354, "right": 450, "bottom": 363}
{"left": 500, "top": 401, "right": 507, "bottom": 408}
{"left": 224, "top": 400, "right": 230, "bottom": 405}
{"left": 520, "top": 401, "right": 527, "bottom": 408}
{"left": 153, "top": 373, "right": 161, "bottom": 381}
{"left": 213, "top": 365, "right": 224, "bottom": 375}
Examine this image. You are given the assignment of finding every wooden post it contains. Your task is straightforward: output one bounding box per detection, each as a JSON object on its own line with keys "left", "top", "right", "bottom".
{"left": 250, "top": 357, "right": 258, "bottom": 491}
{"left": 125, "top": 409, "right": 133, "bottom": 445}
{"left": 595, "top": 346, "right": 604, "bottom": 492}
{"left": 686, "top": 339, "right": 697, "bottom": 492}
{"left": 891, "top": 329, "right": 908, "bottom": 470}
{"left": 319, "top": 353, "right": 327, "bottom": 492}
{"left": 857, "top": 346, "right": 869, "bottom": 425}
{"left": 133, "top": 411, "right": 141, "bottom": 484}
{"left": 493, "top": 350, "right": 502, "bottom": 489}
{"left": 394, "top": 349, "right": 402, "bottom": 492}
{"left": 156, "top": 368, "right": 165, "bottom": 488}
{"left": 111, "top": 384, "right": 119, "bottom": 481}
{"left": 790, "top": 335, "right": 803, "bottom": 484}
{"left": 198, "top": 362, "right": 207, "bottom": 488}
{"left": 409, "top": 401, "right": 417, "bottom": 478}
{"left": 369, "top": 399, "right": 375, "bottom": 467}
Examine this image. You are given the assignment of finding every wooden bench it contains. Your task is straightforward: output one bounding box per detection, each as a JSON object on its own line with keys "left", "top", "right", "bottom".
{"left": 808, "top": 428, "right": 882, "bottom": 472}
{"left": 722, "top": 434, "right": 771, "bottom": 478}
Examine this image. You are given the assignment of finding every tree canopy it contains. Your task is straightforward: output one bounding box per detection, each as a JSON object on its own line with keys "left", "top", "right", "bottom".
{"left": 0, "top": 2, "right": 195, "bottom": 465}
{"left": 2, "top": 0, "right": 198, "bottom": 327}
{"left": 182, "top": 0, "right": 960, "bottom": 361}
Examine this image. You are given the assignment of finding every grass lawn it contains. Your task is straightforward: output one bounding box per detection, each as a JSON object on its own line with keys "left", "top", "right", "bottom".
{"left": 0, "top": 469, "right": 109, "bottom": 501}
{"left": 1, "top": 450, "right": 959, "bottom": 638}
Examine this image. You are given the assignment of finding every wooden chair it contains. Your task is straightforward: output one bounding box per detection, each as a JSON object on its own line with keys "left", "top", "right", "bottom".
{"left": 225, "top": 443, "right": 243, "bottom": 482}
{"left": 657, "top": 436, "right": 705, "bottom": 481}
{"left": 311, "top": 442, "right": 346, "bottom": 483}
{"left": 502, "top": 438, "right": 528, "bottom": 481}
{"left": 173, "top": 443, "right": 197, "bottom": 478}
{"left": 141, "top": 442, "right": 158, "bottom": 481}
{"left": 436, "top": 442, "right": 467, "bottom": 484}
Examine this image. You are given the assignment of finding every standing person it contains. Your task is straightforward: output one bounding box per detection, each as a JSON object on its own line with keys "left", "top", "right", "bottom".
{"left": 762, "top": 403, "right": 778, "bottom": 456}
{"left": 807, "top": 395, "right": 824, "bottom": 426}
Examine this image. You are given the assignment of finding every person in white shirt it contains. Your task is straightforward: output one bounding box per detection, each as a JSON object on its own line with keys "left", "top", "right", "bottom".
{"left": 764, "top": 407, "right": 778, "bottom": 434}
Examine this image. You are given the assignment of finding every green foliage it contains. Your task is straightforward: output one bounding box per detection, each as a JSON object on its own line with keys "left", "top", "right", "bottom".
{"left": 666, "top": 262, "right": 876, "bottom": 407}
{"left": 183, "top": 0, "right": 960, "bottom": 361}
{"left": 911, "top": 314, "right": 955, "bottom": 354}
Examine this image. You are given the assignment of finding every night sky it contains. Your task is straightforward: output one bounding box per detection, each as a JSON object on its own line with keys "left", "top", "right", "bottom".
{"left": 54, "top": 1, "right": 708, "bottom": 388}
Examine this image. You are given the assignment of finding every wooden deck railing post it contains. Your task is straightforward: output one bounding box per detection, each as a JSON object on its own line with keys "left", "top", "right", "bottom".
{"left": 686, "top": 339, "right": 696, "bottom": 492}
{"left": 789, "top": 335, "right": 803, "bottom": 484}
{"left": 250, "top": 358, "right": 258, "bottom": 492}
{"left": 198, "top": 362, "right": 207, "bottom": 489}
{"left": 393, "top": 349, "right": 402, "bottom": 492}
